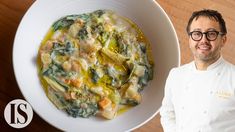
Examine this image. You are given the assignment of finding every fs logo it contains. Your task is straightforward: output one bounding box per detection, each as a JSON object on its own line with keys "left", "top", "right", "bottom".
{"left": 4, "top": 99, "right": 33, "bottom": 128}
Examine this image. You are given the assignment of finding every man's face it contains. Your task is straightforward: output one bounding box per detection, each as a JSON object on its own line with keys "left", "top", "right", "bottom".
{"left": 189, "top": 16, "right": 227, "bottom": 62}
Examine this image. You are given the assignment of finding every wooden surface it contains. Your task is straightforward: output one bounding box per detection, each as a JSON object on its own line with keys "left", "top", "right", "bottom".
{"left": 0, "top": 0, "right": 234, "bottom": 131}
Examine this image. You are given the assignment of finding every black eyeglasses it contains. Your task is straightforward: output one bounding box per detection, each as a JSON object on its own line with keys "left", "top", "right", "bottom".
{"left": 188, "top": 31, "right": 225, "bottom": 41}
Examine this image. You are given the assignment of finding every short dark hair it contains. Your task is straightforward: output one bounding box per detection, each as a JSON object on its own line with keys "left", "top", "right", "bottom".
{"left": 186, "top": 9, "right": 227, "bottom": 35}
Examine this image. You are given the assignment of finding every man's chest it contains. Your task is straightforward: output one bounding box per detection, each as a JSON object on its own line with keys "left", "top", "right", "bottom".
{"left": 171, "top": 70, "right": 235, "bottom": 131}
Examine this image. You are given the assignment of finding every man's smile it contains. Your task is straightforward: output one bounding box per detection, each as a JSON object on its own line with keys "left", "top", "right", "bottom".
{"left": 197, "top": 44, "right": 212, "bottom": 51}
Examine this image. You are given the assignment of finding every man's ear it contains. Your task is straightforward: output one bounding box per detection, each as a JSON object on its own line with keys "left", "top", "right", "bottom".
{"left": 222, "top": 35, "right": 227, "bottom": 47}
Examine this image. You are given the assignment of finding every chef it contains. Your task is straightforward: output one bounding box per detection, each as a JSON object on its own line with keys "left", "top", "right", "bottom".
{"left": 160, "top": 9, "right": 235, "bottom": 132}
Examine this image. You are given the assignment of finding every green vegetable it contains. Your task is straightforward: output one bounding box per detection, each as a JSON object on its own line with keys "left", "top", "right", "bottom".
{"left": 52, "top": 15, "right": 78, "bottom": 31}
{"left": 100, "top": 32, "right": 110, "bottom": 45}
{"left": 48, "top": 88, "right": 67, "bottom": 109}
{"left": 42, "top": 62, "right": 67, "bottom": 77}
{"left": 77, "top": 14, "right": 90, "bottom": 22}
{"left": 43, "top": 76, "right": 67, "bottom": 92}
{"left": 108, "top": 89, "right": 121, "bottom": 105}
{"left": 49, "top": 85, "right": 98, "bottom": 118}
{"left": 116, "top": 34, "right": 128, "bottom": 55}
{"left": 120, "top": 98, "right": 139, "bottom": 106}
{"left": 65, "top": 86, "right": 98, "bottom": 118}
{"left": 91, "top": 23, "right": 104, "bottom": 34}
{"left": 101, "top": 48, "right": 129, "bottom": 64}
{"left": 139, "top": 42, "right": 146, "bottom": 53}
{"left": 89, "top": 68, "right": 100, "bottom": 84}
{"left": 138, "top": 66, "right": 153, "bottom": 91}
{"left": 51, "top": 41, "right": 75, "bottom": 56}
{"left": 93, "top": 10, "right": 105, "bottom": 17}
{"left": 65, "top": 100, "right": 98, "bottom": 118}
{"left": 78, "top": 26, "right": 88, "bottom": 40}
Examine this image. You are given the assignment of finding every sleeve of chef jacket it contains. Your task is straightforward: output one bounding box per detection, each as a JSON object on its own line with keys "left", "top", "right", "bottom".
{"left": 160, "top": 68, "right": 176, "bottom": 132}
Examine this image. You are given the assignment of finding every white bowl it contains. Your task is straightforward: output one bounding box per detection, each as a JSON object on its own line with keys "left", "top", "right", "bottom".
{"left": 13, "top": 0, "right": 180, "bottom": 131}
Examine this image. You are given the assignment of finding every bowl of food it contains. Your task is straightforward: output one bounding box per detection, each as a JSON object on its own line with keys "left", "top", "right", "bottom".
{"left": 13, "top": 0, "right": 180, "bottom": 131}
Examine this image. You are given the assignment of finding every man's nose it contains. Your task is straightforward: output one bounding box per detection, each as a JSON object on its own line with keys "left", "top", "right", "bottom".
{"left": 200, "top": 33, "right": 209, "bottom": 42}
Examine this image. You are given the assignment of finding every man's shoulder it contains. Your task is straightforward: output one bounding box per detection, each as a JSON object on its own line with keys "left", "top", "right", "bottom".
{"left": 166, "top": 62, "right": 193, "bottom": 82}
{"left": 223, "top": 59, "right": 235, "bottom": 69}
{"left": 170, "top": 62, "right": 193, "bottom": 73}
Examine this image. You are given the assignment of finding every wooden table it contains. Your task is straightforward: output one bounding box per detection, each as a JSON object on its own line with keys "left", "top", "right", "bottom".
{"left": 1, "top": 0, "right": 234, "bottom": 131}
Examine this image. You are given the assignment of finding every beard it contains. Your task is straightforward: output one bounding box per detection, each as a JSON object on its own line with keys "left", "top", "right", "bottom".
{"left": 192, "top": 43, "right": 221, "bottom": 63}
{"left": 196, "top": 51, "right": 218, "bottom": 61}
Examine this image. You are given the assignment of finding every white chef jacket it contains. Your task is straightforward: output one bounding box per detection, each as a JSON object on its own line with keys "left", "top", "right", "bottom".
{"left": 160, "top": 57, "right": 235, "bottom": 132}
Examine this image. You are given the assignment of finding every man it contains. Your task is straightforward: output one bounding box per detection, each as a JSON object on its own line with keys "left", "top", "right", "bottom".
{"left": 160, "top": 9, "right": 235, "bottom": 132}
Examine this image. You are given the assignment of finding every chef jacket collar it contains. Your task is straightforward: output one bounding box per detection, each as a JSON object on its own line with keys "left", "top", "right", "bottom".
{"left": 191, "top": 56, "right": 224, "bottom": 71}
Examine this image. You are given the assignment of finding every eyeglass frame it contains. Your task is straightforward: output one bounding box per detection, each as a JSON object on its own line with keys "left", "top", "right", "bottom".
{"left": 188, "top": 30, "right": 225, "bottom": 41}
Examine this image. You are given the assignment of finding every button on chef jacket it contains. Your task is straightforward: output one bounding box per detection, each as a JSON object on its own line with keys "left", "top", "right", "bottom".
{"left": 160, "top": 57, "right": 235, "bottom": 132}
